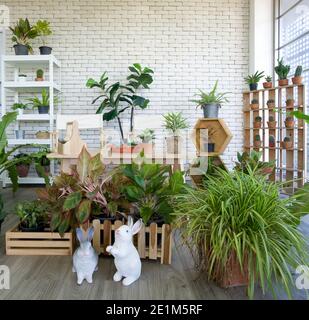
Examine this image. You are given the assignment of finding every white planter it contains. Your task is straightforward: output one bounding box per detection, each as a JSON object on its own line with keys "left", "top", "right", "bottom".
{"left": 18, "top": 75, "right": 27, "bottom": 82}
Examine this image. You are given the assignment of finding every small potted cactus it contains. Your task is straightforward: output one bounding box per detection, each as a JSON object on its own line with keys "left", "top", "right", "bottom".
{"left": 275, "top": 58, "right": 290, "bottom": 87}
{"left": 253, "top": 116, "right": 262, "bottom": 128}
{"left": 263, "top": 76, "right": 273, "bottom": 89}
{"left": 254, "top": 134, "right": 261, "bottom": 148}
{"left": 267, "top": 115, "right": 277, "bottom": 129}
{"left": 292, "top": 65, "right": 303, "bottom": 85}
{"left": 285, "top": 116, "right": 294, "bottom": 128}
{"left": 35, "top": 69, "right": 44, "bottom": 81}
{"left": 250, "top": 98, "right": 259, "bottom": 110}
{"left": 267, "top": 99, "right": 275, "bottom": 110}
{"left": 282, "top": 136, "right": 293, "bottom": 149}
{"left": 286, "top": 98, "right": 295, "bottom": 109}
{"left": 269, "top": 135, "right": 276, "bottom": 148}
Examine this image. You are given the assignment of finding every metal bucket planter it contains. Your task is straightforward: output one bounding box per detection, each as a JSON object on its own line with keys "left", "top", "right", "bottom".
{"left": 202, "top": 104, "right": 220, "bottom": 118}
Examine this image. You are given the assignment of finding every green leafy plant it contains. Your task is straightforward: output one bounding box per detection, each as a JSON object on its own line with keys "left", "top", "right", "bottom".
{"left": 244, "top": 71, "right": 264, "bottom": 84}
{"left": 172, "top": 169, "right": 308, "bottom": 299}
{"left": 265, "top": 76, "right": 272, "bottom": 82}
{"left": 162, "top": 112, "right": 189, "bottom": 134}
{"left": 254, "top": 134, "right": 261, "bottom": 141}
{"left": 191, "top": 81, "right": 229, "bottom": 108}
{"left": 36, "top": 69, "right": 44, "bottom": 78}
{"left": 284, "top": 136, "right": 291, "bottom": 142}
{"left": 12, "top": 103, "right": 28, "bottom": 111}
{"left": 275, "top": 58, "right": 290, "bottom": 80}
{"left": 25, "top": 89, "right": 58, "bottom": 109}
{"left": 267, "top": 99, "right": 275, "bottom": 105}
{"left": 294, "top": 65, "right": 302, "bottom": 77}
{"left": 138, "top": 129, "right": 155, "bottom": 143}
{"left": 255, "top": 116, "right": 262, "bottom": 122}
{"left": 9, "top": 18, "right": 38, "bottom": 52}
{"left": 290, "top": 111, "right": 309, "bottom": 123}
{"left": 251, "top": 99, "right": 259, "bottom": 104}
{"left": 34, "top": 20, "right": 52, "bottom": 45}
{"left": 86, "top": 64, "right": 153, "bottom": 141}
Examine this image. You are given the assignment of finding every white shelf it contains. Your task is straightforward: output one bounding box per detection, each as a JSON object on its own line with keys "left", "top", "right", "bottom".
{"left": 2, "top": 55, "right": 60, "bottom": 68}
{"left": 3, "top": 81, "right": 60, "bottom": 92}
{"left": 17, "top": 114, "right": 51, "bottom": 121}
{"left": 8, "top": 139, "right": 51, "bottom": 146}
{"left": 4, "top": 177, "right": 47, "bottom": 185}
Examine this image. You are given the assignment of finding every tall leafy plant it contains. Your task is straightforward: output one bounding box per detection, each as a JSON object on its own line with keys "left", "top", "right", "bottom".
{"left": 275, "top": 58, "right": 290, "bottom": 80}
{"left": 162, "top": 112, "right": 189, "bottom": 134}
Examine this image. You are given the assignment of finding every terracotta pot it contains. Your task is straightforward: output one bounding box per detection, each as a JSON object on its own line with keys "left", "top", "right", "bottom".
{"left": 35, "top": 77, "right": 44, "bottom": 81}
{"left": 282, "top": 141, "right": 293, "bottom": 149}
{"left": 110, "top": 144, "right": 134, "bottom": 154}
{"left": 166, "top": 136, "right": 182, "bottom": 154}
{"left": 253, "top": 122, "right": 261, "bottom": 129}
{"left": 253, "top": 141, "right": 261, "bottom": 148}
{"left": 267, "top": 102, "right": 275, "bottom": 110}
{"left": 250, "top": 103, "right": 259, "bottom": 110}
{"left": 279, "top": 79, "right": 289, "bottom": 86}
{"left": 267, "top": 121, "right": 277, "bottom": 129}
{"left": 16, "top": 164, "right": 30, "bottom": 177}
{"left": 292, "top": 76, "right": 302, "bottom": 85}
{"left": 263, "top": 82, "right": 272, "bottom": 89}
{"left": 132, "top": 143, "right": 153, "bottom": 155}
{"left": 269, "top": 141, "right": 276, "bottom": 148}
{"left": 285, "top": 120, "right": 295, "bottom": 128}
{"left": 286, "top": 99, "right": 295, "bottom": 108}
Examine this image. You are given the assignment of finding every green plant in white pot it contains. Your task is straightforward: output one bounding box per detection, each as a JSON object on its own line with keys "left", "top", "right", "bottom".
{"left": 172, "top": 168, "right": 308, "bottom": 299}
{"left": 191, "top": 81, "right": 229, "bottom": 118}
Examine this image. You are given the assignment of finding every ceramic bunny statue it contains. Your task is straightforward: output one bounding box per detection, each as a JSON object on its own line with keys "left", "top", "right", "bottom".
{"left": 106, "top": 216, "right": 143, "bottom": 286}
{"left": 73, "top": 227, "right": 98, "bottom": 285}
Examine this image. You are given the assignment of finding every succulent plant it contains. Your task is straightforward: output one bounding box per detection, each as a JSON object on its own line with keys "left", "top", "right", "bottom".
{"left": 255, "top": 116, "right": 262, "bottom": 122}
{"left": 36, "top": 69, "right": 44, "bottom": 78}
{"left": 265, "top": 76, "right": 272, "bottom": 82}
{"left": 284, "top": 136, "right": 291, "bottom": 142}
{"left": 275, "top": 58, "right": 290, "bottom": 80}
{"left": 244, "top": 71, "right": 265, "bottom": 84}
{"left": 269, "top": 135, "right": 275, "bottom": 143}
{"left": 267, "top": 99, "right": 275, "bottom": 104}
{"left": 269, "top": 115, "right": 275, "bottom": 122}
{"left": 285, "top": 116, "right": 294, "bottom": 122}
{"left": 294, "top": 65, "right": 303, "bottom": 77}
{"left": 254, "top": 134, "right": 261, "bottom": 141}
{"left": 251, "top": 98, "right": 259, "bottom": 104}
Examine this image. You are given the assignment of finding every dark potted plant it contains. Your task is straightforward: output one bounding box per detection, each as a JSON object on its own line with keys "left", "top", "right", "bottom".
{"left": 269, "top": 135, "right": 276, "bottom": 148}
{"left": 15, "top": 200, "right": 48, "bottom": 232}
{"left": 263, "top": 76, "right": 273, "bottom": 89}
{"left": 250, "top": 98, "right": 259, "bottom": 110}
{"left": 282, "top": 136, "right": 293, "bottom": 149}
{"left": 27, "top": 89, "right": 57, "bottom": 114}
{"left": 14, "top": 153, "right": 32, "bottom": 177}
{"left": 34, "top": 20, "right": 52, "bottom": 55}
{"left": 266, "top": 98, "right": 275, "bottom": 110}
{"left": 191, "top": 81, "right": 229, "bottom": 118}
{"left": 286, "top": 98, "right": 295, "bottom": 109}
{"left": 244, "top": 70, "right": 264, "bottom": 91}
{"left": 35, "top": 69, "right": 44, "bottom": 81}
{"left": 253, "top": 116, "right": 262, "bottom": 128}
{"left": 253, "top": 134, "right": 261, "bottom": 148}
{"left": 275, "top": 58, "right": 290, "bottom": 86}
{"left": 292, "top": 65, "right": 303, "bottom": 85}
{"left": 285, "top": 116, "right": 295, "bottom": 128}
{"left": 9, "top": 18, "right": 38, "bottom": 55}
{"left": 267, "top": 115, "right": 277, "bottom": 129}
{"left": 163, "top": 112, "right": 189, "bottom": 154}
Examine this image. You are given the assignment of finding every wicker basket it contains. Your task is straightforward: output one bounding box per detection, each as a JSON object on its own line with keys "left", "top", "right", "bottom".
{"left": 35, "top": 131, "right": 50, "bottom": 139}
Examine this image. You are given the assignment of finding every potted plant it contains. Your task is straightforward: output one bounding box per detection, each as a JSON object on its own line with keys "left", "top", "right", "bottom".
{"left": 244, "top": 70, "right": 264, "bottom": 91}
{"left": 282, "top": 136, "right": 293, "bottom": 149}
{"left": 14, "top": 153, "right": 32, "bottom": 177}
{"left": 286, "top": 98, "right": 295, "bottom": 109}
{"left": 267, "top": 115, "right": 277, "bottom": 129}
{"left": 253, "top": 116, "right": 262, "bottom": 128}
{"left": 285, "top": 116, "right": 295, "bottom": 128}
{"left": 191, "top": 81, "right": 229, "bottom": 118}
{"left": 275, "top": 58, "right": 290, "bottom": 86}
{"left": 32, "top": 148, "right": 51, "bottom": 177}
{"left": 250, "top": 98, "right": 259, "bottom": 110}
{"left": 9, "top": 18, "right": 38, "bottom": 55}
{"left": 163, "top": 112, "right": 189, "bottom": 154}
{"left": 253, "top": 134, "right": 261, "bottom": 148}
{"left": 269, "top": 135, "right": 276, "bottom": 148}
{"left": 18, "top": 73, "right": 27, "bottom": 82}
{"left": 27, "top": 89, "right": 56, "bottom": 114}
{"left": 135, "top": 128, "right": 155, "bottom": 155}
{"left": 266, "top": 98, "right": 275, "bottom": 110}
{"left": 35, "top": 69, "right": 44, "bottom": 81}
{"left": 34, "top": 20, "right": 52, "bottom": 55}
{"left": 35, "top": 130, "right": 50, "bottom": 139}
{"left": 15, "top": 200, "right": 48, "bottom": 232}
{"left": 292, "top": 65, "right": 303, "bottom": 85}
{"left": 263, "top": 76, "right": 273, "bottom": 89}
{"left": 172, "top": 169, "right": 308, "bottom": 298}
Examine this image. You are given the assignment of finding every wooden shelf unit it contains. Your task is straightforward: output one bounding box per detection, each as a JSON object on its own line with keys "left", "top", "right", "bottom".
{"left": 243, "top": 84, "right": 307, "bottom": 191}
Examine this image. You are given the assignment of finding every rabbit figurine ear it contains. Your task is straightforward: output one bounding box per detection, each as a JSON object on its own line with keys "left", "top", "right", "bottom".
{"left": 132, "top": 219, "right": 143, "bottom": 235}
{"left": 87, "top": 227, "right": 94, "bottom": 241}
{"left": 76, "top": 228, "right": 84, "bottom": 243}
{"left": 127, "top": 215, "right": 134, "bottom": 229}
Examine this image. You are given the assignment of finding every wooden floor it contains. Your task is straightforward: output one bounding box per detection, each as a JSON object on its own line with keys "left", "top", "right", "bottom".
{"left": 0, "top": 187, "right": 308, "bottom": 300}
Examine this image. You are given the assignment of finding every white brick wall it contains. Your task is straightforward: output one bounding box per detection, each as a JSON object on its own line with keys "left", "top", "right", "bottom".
{"left": 3, "top": 0, "right": 250, "bottom": 167}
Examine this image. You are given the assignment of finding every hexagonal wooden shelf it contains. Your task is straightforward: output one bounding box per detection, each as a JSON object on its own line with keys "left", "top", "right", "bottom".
{"left": 193, "top": 118, "right": 233, "bottom": 156}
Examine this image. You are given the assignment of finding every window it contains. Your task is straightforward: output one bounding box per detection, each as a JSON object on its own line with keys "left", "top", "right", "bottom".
{"left": 275, "top": 0, "right": 309, "bottom": 176}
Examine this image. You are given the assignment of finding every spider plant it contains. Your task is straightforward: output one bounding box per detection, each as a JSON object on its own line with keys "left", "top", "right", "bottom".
{"left": 172, "top": 168, "right": 308, "bottom": 299}
{"left": 162, "top": 112, "right": 189, "bottom": 135}
{"left": 244, "top": 71, "right": 265, "bottom": 85}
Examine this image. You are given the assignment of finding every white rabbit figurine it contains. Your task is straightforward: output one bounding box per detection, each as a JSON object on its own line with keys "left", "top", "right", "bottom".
{"left": 73, "top": 227, "right": 98, "bottom": 285}
{"left": 106, "top": 216, "right": 143, "bottom": 286}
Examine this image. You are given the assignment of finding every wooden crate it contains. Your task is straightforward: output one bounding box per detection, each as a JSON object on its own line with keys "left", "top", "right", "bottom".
{"left": 6, "top": 225, "right": 73, "bottom": 256}
{"left": 92, "top": 219, "right": 173, "bottom": 264}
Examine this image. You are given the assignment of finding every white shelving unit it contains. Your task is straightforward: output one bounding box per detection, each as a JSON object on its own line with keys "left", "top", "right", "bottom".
{"left": 1, "top": 54, "right": 61, "bottom": 186}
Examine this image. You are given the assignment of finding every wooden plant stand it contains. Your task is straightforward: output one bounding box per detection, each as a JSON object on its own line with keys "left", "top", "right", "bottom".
{"left": 243, "top": 84, "right": 307, "bottom": 192}
{"left": 92, "top": 219, "right": 173, "bottom": 265}
{"left": 6, "top": 225, "right": 73, "bottom": 256}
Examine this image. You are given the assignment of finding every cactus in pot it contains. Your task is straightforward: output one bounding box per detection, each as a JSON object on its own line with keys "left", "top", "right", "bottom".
{"left": 269, "top": 135, "right": 276, "bottom": 148}
{"left": 282, "top": 136, "right": 293, "bottom": 149}
{"left": 263, "top": 76, "right": 273, "bottom": 89}
{"left": 250, "top": 99, "right": 259, "bottom": 110}
{"left": 253, "top": 116, "right": 262, "bottom": 128}
{"left": 292, "top": 65, "right": 303, "bottom": 85}
{"left": 35, "top": 69, "right": 44, "bottom": 81}
{"left": 254, "top": 134, "right": 261, "bottom": 148}
{"left": 267, "top": 115, "right": 277, "bottom": 129}
{"left": 285, "top": 116, "right": 294, "bottom": 128}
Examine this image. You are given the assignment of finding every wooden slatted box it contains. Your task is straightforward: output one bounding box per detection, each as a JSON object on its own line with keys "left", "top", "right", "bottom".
{"left": 6, "top": 225, "right": 73, "bottom": 256}
{"left": 92, "top": 219, "right": 173, "bottom": 264}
